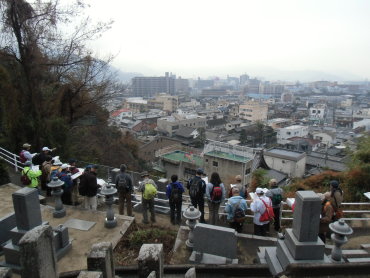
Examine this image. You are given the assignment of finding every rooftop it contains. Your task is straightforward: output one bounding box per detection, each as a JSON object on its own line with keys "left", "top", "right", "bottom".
{"left": 160, "top": 150, "right": 203, "bottom": 166}
{"left": 205, "top": 150, "right": 252, "bottom": 163}
{"left": 265, "top": 148, "right": 305, "bottom": 160}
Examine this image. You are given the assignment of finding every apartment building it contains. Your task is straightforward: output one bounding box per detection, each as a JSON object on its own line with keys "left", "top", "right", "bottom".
{"left": 239, "top": 101, "right": 268, "bottom": 122}
{"left": 147, "top": 94, "right": 178, "bottom": 113}
{"left": 277, "top": 125, "right": 309, "bottom": 144}
{"left": 157, "top": 113, "right": 207, "bottom": 136}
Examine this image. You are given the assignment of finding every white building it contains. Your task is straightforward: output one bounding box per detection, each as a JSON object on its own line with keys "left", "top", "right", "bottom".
{"left": 277, "top": 125, "right": 309, "bottom": 144}
{"left": 157, "top": 114, "right": 207, "bottom": 136}
{"left": 239, "top": 101, "right": 268, "bottom": 123}
{"left": 264, "top": 148, "right": 306, "bottom": 178}
{"left": 309, "top": 104, "right": 326, "bottom": 120}
{"left": 312, "top": 131, "right": 336, "bottom": 147}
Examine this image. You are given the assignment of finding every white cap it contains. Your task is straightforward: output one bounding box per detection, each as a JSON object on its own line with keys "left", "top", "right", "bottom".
{"left": 42, "top": 147, "right": 51, "bottom": 151}
{"left": 256, "top": 187, "right": 264, "bottom": 194}
{"left": 53, "top": 156, "right": 62, "bottom": 166}
{"left": 61, "top": 163, "right": 69, "bottom": 170}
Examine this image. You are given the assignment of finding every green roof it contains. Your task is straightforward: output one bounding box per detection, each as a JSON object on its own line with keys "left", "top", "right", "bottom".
{"left": 205, "top": 150, "right": 251, "bottom": 163}
{"left": 161, "top": 151, "right": 203, "bottom": 166}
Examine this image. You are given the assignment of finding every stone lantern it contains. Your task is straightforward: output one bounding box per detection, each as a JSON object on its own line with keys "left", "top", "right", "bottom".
{"left": 47, "top": 176, "right": 66, "bottom": 218}
{"left": 100, "top": 183, "right": 117, "bottom": 228}
{"left": 329, "top": 219, "right": 353, "bottom": 262}
{"left": 183, "top": 205, "right": 201, "bottom": 249}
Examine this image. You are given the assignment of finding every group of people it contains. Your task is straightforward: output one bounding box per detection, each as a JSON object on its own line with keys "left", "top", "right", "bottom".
{"left": 20, "top": 143, "right": 100, "bottom": 210}
{"left": 20, "top": 143, "right": 343, "bottom": 239}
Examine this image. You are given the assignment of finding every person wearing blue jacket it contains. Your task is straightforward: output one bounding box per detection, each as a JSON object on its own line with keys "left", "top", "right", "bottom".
{"left": 225, "top": 187, "right": 248, "bottom": 233}
{"left": 166, "top": 174, "right": 185, "bottom": 225}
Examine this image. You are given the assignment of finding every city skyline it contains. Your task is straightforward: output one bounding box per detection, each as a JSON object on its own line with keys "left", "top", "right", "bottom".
{"left": 85, "top": 0, "right": 370, "bottom": 81}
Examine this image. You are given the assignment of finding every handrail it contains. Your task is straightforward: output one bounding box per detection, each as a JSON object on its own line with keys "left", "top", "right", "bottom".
{"left": 0, "top": 147, "right": 24, "bottom": 172}
{"left": 0, "top": 146, "right": 20, "bottom": 158}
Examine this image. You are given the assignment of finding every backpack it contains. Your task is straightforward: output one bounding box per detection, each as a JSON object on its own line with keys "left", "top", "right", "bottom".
{"left": 32, "top": 153, "right": 41, "bottom": 165}
{"left": 21, "top": 169, "right": 31, "bottom": 186}
{"left": 259, "top": 199, "right": 275, "bottom": 222}
{"left": 233, "top": 200, "right": 246, "bottom": 223}
{"left": 189, "top": 178, "right": 201, "bottom": 199}
{"left": 117, "top": 175, "right": 130, "bottom": 192}
{"left": 272, "top": 193, "right": 282, "bottom": 206}
{"left": 143, "top": 183, "right": 157, "bottom": 200}
{"left": 170, "top": 183, "right": 181, "bottom": 202}
{"left": 210, "top": 183, "right": 222, "bottom": 202}
{"left": 19, "top": 151, "right": 27, "bottom": 163}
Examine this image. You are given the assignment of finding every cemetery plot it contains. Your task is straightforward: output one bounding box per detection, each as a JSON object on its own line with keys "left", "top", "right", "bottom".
{"left": 113, "top": 222, "right": 176, "bottom": 265}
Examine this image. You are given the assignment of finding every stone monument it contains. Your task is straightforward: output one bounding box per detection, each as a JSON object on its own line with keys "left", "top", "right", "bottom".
{"left": 189, "top": 223, "right": 238, "bottom": 264}
{"left": 0, "top": 187, "right": 72, "bottom": 272}
{"left": 264, "top": 191, "right": 330, "bottom": 276}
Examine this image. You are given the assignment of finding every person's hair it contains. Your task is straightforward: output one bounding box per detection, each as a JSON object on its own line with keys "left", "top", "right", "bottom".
{"left": 210, "top": 172, "right": 221, "bottom": 187}
{"left": 45, "top": 155, "right": 53, "bottom": 162}
{"left": 120, "top": 164, "right": 127, "bottom": 172}
{"left": 232, "top": 187, "right": 240, "bottom": 195}
{"left": 171, "top": 174, "right": 178, "bottom": 183}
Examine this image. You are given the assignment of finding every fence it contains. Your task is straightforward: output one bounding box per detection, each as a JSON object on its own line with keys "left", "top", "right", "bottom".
{"left": 1, "top": 146, "right": 370, "bottom": 224}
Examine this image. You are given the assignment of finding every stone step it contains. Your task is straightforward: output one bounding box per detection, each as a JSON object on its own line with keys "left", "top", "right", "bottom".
{"left": 361, "top": 243, "right": 370, "bottom": 251}
{"left": 347, "top": 257, "right": 370, "bottom": 263}
{"left": 264, "top": 247, "right": 283, "bottom": 276}
{"left": 342, "top": 249, "right": 369, "bottom": 258}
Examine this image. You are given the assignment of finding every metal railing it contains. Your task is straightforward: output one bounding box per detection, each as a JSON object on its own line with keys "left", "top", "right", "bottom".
{"left": 0, "top": 146, "right": 24, "bottom": 172}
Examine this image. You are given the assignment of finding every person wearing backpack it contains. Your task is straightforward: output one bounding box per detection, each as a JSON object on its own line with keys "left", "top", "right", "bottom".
{"left": 225, "top": 187, "right": 248, "bottom": 233}
{"left": 21, "top": 161, "right": 42, "bottom": 192}
{"left": 228, "top": 175, "right": 246, "bottom": 199}
{"left": 40, "top": 155, "right": 53, "bottom": 195}
{"left": 266, "top": 179, "right": 283, "bottom": 232}
{"left": 166, "top": 174, "right": 185, "bottom": 225}
{"left": 205, "top": 172, "right": 226, "bottom": 225}
{"left": 187, "top": 168, "right": 207, "bottom": 223}
{"left": 115, "top": 164, "right": 134, "bottom": 216}
{"left": 250, "top": 188, "right": 272, "bottom": 236}
{"left": 138, "top": 171, "right": 158, "bottom": 224}
{"left": 83, "top": 165, "right": 99, "bottom": 210}
{"left": 57, "top": 164, "right": 73, "bottom": 205}
{"left": 20, "top": 143, "right": 33, "bottom": 164}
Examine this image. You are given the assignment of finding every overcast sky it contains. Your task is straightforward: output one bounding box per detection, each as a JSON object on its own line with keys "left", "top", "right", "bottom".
{"left": 85, "top": 0, "right": 370, "bottom": 81}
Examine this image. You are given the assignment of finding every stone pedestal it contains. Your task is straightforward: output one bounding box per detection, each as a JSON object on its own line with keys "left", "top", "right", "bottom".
{"left": 87, "top": 242, "right": 115, "bottom": 278}
{"left": 138, "top": 244, "right": 163, "bottom": 278}
{"left": 19, "top": 225, "right": 58, "bottom": 278}
{"left": 264, "top": 191, "right": 329, "bottom": 276}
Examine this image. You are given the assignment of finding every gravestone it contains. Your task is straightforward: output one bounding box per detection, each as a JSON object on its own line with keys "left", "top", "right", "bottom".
{"left": 1, "top": 188, "right": 72, "bottom": 272}
{"left": 0, "top": 213, "right": 16, "bottom": 253}
{"left": 189, "top": 223, "right": 238, "bottom": 264}
{"left": 0, "top": 267, "right": 12, "bottom": 278}
{"left": 87, "top": 242, "right": 115, "bottom": 278}
{"left": 19, "top": 225, "right": 58, "bottom": 278}
{"left": 264, "top": 191, "right": 330, "bottom": 276}
{"left": 137, "top": 244, "right": 164, "bottom": 278}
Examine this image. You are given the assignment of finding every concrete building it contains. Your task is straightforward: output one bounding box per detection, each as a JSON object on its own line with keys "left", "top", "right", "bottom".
{"left": 268, "top": 118, "right": 292, "bottom": 129}
{"left": 147, "top": 94, "right": 178, "bottom": 113}
{"left": 309, "top": 104, "right": 326, "bottom": 120}
{"left": 174, "top": 77, "right": 190, "bottom": 94}
{"left": 239, "top": 101, "right": 268, "bottom": 123}
{"left": 277, "top": 125, "right": 309, "bottom": 144}
{"left": 132, "top": 72, "right": 175, "bottom": 97}
{"left": 157, "top": 113, "right": 207, "bottom": 136}
{"left": 311, "top": 131, "right": 336, "bottom": 147}
{"left": 123, "top": 98, "right": 148, "bottom": 113}
{"left": 203, "top": 141, "right": 258, "bottom": 185}
{"left": 264, "top": 148, "right": 306, "bottom": 178}
{"left": 138, "top": 136, "right": 181, "bottom": 162}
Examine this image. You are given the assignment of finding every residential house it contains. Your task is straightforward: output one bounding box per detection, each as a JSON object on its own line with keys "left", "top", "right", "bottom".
{"left": 264, "top": 148, "right": 306, "bottom": 178}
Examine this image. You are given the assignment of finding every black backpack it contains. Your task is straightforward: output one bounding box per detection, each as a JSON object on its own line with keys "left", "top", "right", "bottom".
{"left": 32, "top": 153, "right": 41, "bottom": 165}
{"left": 170, "top": 183, "right": 181, "bottom": 202}
{"left": 233, "top": 200, "right": 246, "bottom": 223}
{"left": 117, "top": 174, "right": 130, "bottom": 192}
{"left": 189, "top": 178, "right": 201, "bottom": 199}
{"left": 272, "top": 193, "right": 282, "bottom": 206}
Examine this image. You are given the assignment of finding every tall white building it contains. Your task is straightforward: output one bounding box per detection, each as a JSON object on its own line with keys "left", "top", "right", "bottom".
{"left": 239, "top": 101, "right": 268, "bottom": 122}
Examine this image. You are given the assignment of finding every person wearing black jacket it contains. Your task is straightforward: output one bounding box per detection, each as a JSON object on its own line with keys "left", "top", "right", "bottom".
{"left": 187, "top": 168, "right": 206, "bottom": 223}
{"left": 115, "top": 164, "right": 133, "bottom": 216}
{"left": 82, "top": 165, "right": 99, "bottom": 210}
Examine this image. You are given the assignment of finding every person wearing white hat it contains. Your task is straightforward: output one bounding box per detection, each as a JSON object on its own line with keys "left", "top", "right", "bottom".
{"left": 250, "top": 188, "right": 272, "bottom": 236}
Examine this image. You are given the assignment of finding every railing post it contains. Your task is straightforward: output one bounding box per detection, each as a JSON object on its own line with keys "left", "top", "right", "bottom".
{"left": 13, "top": 154, "right": 18, "bottom": 172}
